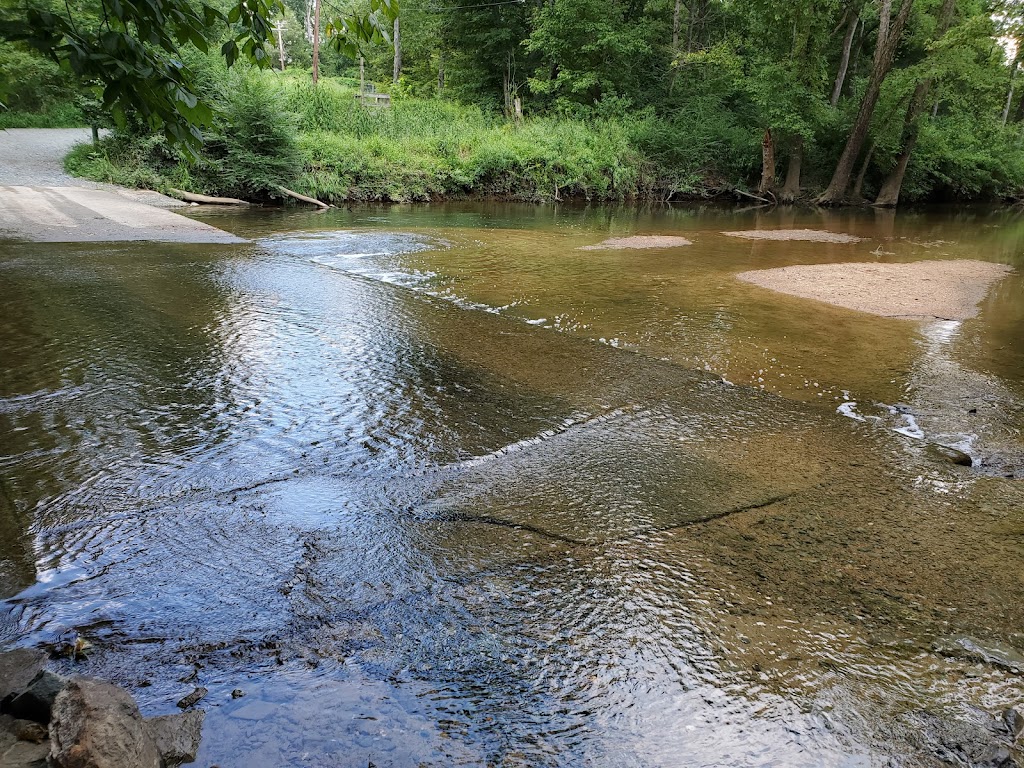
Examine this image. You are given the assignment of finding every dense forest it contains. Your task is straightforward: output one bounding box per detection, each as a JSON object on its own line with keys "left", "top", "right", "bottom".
{"left": 3, "top": 0, "right": 1024, "bottom": 204}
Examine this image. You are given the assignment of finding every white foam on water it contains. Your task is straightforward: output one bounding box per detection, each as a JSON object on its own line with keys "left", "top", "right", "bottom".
{"left": 893, "top": 413, "right": 925, "bottom": 440}
{"left": 837, "top": 402, "right": 865, "bottom": 422}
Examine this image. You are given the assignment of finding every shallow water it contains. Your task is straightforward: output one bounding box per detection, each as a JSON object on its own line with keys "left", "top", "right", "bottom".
{"left": 2, "top": 203, "right": 1023, "bottom": 766}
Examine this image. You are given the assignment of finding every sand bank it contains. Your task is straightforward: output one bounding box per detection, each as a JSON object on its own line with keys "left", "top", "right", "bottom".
{"left": 724, "top": 229, "right": 863, "bottom": 243}
{"left": 737, "top": 259, "right": 1013, "bottom": 320}
{"left": 579, "top": 235, "right": 692, "bottom": 250}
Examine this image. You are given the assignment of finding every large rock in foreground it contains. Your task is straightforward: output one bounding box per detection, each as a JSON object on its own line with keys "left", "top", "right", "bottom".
{"left": 0, "top": 649, "right": 46, "bottom": 703}
{"left": 49, "top": 677, "right": 162, "bottom": 768}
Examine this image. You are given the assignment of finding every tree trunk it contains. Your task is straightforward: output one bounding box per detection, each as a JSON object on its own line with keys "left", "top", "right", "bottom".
{"left": 779, "top": 136, "right": 802, "bottom": 202}
{"left": 831, "top": 12, "right": 859, "bottom": 106}
{"left": 311, "top": 0, "right": 321, "bottom": 85}
{"left": 304, "top": 0, "right": 314, "bottom": 43}
{"left": 672, "top": 0, "right": 681, "bottom": 52}
{"left": 759, "top": 128, "right": 776, "bottom": 195}
{"left": 1003, "top": 62, "right": 1018, "bottom": 125}
{"left": 873, "top": 0, "right": 955, "bottom": 207}
{"left": 393, "top": 17, "right": 402, "bottom": 83}
{"left": 816, "top": 0, "right": 915, "bottom": 205}
{"left": 874, "top": 81, "right": 929, "bottom": 206}
{"left": 851, "top": 141, "right": 876, "bottom": 199}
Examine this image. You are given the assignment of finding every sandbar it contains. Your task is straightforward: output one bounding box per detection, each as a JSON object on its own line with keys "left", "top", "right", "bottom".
{"left": 579, "top": 235, "right": 692, "bottom": 250}
{"left": 723, "top": 229, "right": 863, "bottom": 243}
{"left": 737, "top": 259, "right": 1013, "bottom": 320}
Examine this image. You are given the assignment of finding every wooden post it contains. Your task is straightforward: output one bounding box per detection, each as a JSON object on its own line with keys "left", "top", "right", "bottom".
{"left": 273, "top": 20, "right": 287, "bottom": 71}
{"left": 392, "top": 17, "right": 401, "bottom": 83}
{"left": 311, "top": 0, "right": 321, "bottom": 85}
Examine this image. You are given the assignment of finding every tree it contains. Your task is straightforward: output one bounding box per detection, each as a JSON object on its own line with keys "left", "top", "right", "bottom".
{"left": 874, "top": 0, "right": 957, "bottom": 206}
{"left": 817, "top": 0, "right": 916, "bottom": 204}
{"left": 0, "top": 0, "right": 396, "bottom": 145}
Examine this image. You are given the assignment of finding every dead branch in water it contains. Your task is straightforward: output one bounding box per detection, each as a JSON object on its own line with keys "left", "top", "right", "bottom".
{"left": 169, "top": 188, "right": 251, "bottom": 205}
{"left": 278, "top": 186, "right": 331, "bottom": 209}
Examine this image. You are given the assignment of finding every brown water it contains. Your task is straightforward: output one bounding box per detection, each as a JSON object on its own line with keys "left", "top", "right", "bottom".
{"left": 2, "top": 203, "right": 1023, "bottom": 766}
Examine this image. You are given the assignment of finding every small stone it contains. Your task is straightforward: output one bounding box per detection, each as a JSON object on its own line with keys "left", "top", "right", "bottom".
{"left": 175, "top": 688, "right": 207, "bottom": 710}
{"left": 230, "top": 689, "right": 244, "bottom": 699}
{"left": 8, "top": 670, "right": 68, "bottom": 724}
{"left": 13, "top": 719, "right": 47, "bottom": 743}
{"left": 144, "top": 710, "right": 204, "bottom": 767}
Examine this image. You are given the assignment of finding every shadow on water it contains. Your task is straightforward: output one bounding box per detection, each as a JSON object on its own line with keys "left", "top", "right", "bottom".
{"left": 1, "top": 203, "right": 1024, "bottom": 766}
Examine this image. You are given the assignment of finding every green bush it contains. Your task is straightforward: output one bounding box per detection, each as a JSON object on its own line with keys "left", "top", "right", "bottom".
{"left": 205, "top": 73, "right": 302, "bottom": 198}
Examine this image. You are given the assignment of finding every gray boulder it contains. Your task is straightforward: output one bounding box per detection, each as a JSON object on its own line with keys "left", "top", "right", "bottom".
{"left": 49, "top": 676, "right": 161, "bottom": 768}
{"left": 0, "top": 713, "right": 50, "bottom": 768}
{"left": 0, "top": 739, "right": 49, "bottom": 768}
{"left": 0, "top": 649, "right": 46, "bottom": 703}
{"left": 144, "top": 711, "right": 204, "bottom": 767}
{"left": 8, "top": 669, "right": 68, "bottom": 724}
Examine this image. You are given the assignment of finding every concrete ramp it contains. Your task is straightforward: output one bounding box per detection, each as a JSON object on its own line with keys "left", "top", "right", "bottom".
{"left": 0, "top": 185, "right": 245, "bottom": 243}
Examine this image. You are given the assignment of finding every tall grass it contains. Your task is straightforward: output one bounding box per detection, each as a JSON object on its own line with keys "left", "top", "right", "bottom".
{"left": 63, "top": 69, "right": 705, "bottom": 202}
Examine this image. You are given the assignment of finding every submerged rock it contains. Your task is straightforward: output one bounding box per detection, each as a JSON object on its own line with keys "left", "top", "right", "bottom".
{"left": 175, "top": 688, "right": 207, "bottom": 710}
{"left": 925, "top": 443, "right": 974, "bottom": 467}
{"left": 49, "top": 676, "right": 162, "bottom": 768}
{"left": 932, "top": 635, "right": 1024, "bottom": 673}
{"left": 8, "top": 670, "right": 68, "bottom": 724}
{"left": 144, "top": 711, "right": 204, "bottom": 767}
{"left": 906, "top": 709, "right": 1017, "bottom": 768}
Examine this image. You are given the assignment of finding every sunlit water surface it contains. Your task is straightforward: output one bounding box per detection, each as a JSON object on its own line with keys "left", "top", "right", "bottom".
{"left": 2, "top": 203, "right": 1024, "bottom": 766}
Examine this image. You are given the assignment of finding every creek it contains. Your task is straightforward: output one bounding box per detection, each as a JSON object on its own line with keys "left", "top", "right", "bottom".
{"left": 2, "top": 203, "right": 1023, "bottom": 766}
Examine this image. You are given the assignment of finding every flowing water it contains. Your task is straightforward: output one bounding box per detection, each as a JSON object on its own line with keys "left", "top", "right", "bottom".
{"left": 2, "top": 203, "right": 1024, "bottom": 766}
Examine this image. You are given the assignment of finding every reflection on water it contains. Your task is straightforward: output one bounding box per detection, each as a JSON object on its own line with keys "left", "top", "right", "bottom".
{"left": 2, "top": 204, "right": 1024, "bottom": 766}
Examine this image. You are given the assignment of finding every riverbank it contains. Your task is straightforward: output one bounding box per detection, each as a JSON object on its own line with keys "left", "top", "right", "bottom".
{"left": 59, "top": 69, "right": 1024, "bottom": 208}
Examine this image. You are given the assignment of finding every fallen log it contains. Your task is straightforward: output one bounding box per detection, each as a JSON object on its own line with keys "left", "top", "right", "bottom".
{"left": 168, "top": 188, "right": 250, "bottom": 205}
{"left": 278, "top": 186, "right": 331, "bottom": 209}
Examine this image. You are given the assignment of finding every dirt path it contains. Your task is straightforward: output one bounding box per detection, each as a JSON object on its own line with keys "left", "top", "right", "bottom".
{"left": 0, "top": 128, "right": 244, "bottom": 243}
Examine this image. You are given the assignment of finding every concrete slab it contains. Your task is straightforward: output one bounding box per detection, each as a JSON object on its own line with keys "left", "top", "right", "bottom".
{"left": 0, "top": 185, "right": 245, "bottom": 243}
{"left": 0, "top": 128, "right": 244, "bottom": 243}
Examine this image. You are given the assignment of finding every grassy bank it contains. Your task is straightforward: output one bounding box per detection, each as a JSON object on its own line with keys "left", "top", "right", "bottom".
{"left": 63, "top": 69, "right": 705, "bottom": 204}
{"left": 62, "top": 63, "right": 1024, "bottom": 205}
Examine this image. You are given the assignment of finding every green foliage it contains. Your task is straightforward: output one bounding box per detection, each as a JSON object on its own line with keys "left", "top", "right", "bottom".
{"left": 526, "top": 0, "right": 656, "bottom": 109}
{"left": 33, "top": 0, "right": 1024, "bottom": 204}
{"left": 205, "top": 73, "right": 302, "bottom": 196}
{"left": 1, "top": 0, "right": 285, "bottom": 147}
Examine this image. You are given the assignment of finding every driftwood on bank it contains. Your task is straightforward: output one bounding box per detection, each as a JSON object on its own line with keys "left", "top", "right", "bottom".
{"left": 278, "top": 186, "right": 331, "bottom": 209}
{"left": 168, "top": 188, "right": 250, "bottom": 206}
{"left": 730, "top": 187, "right": 773, "bottom": 204}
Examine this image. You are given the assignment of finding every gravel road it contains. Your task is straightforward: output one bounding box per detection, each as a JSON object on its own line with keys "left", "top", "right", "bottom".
{"left": 0, "top": 128, "right": 104, "bottom": 187}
